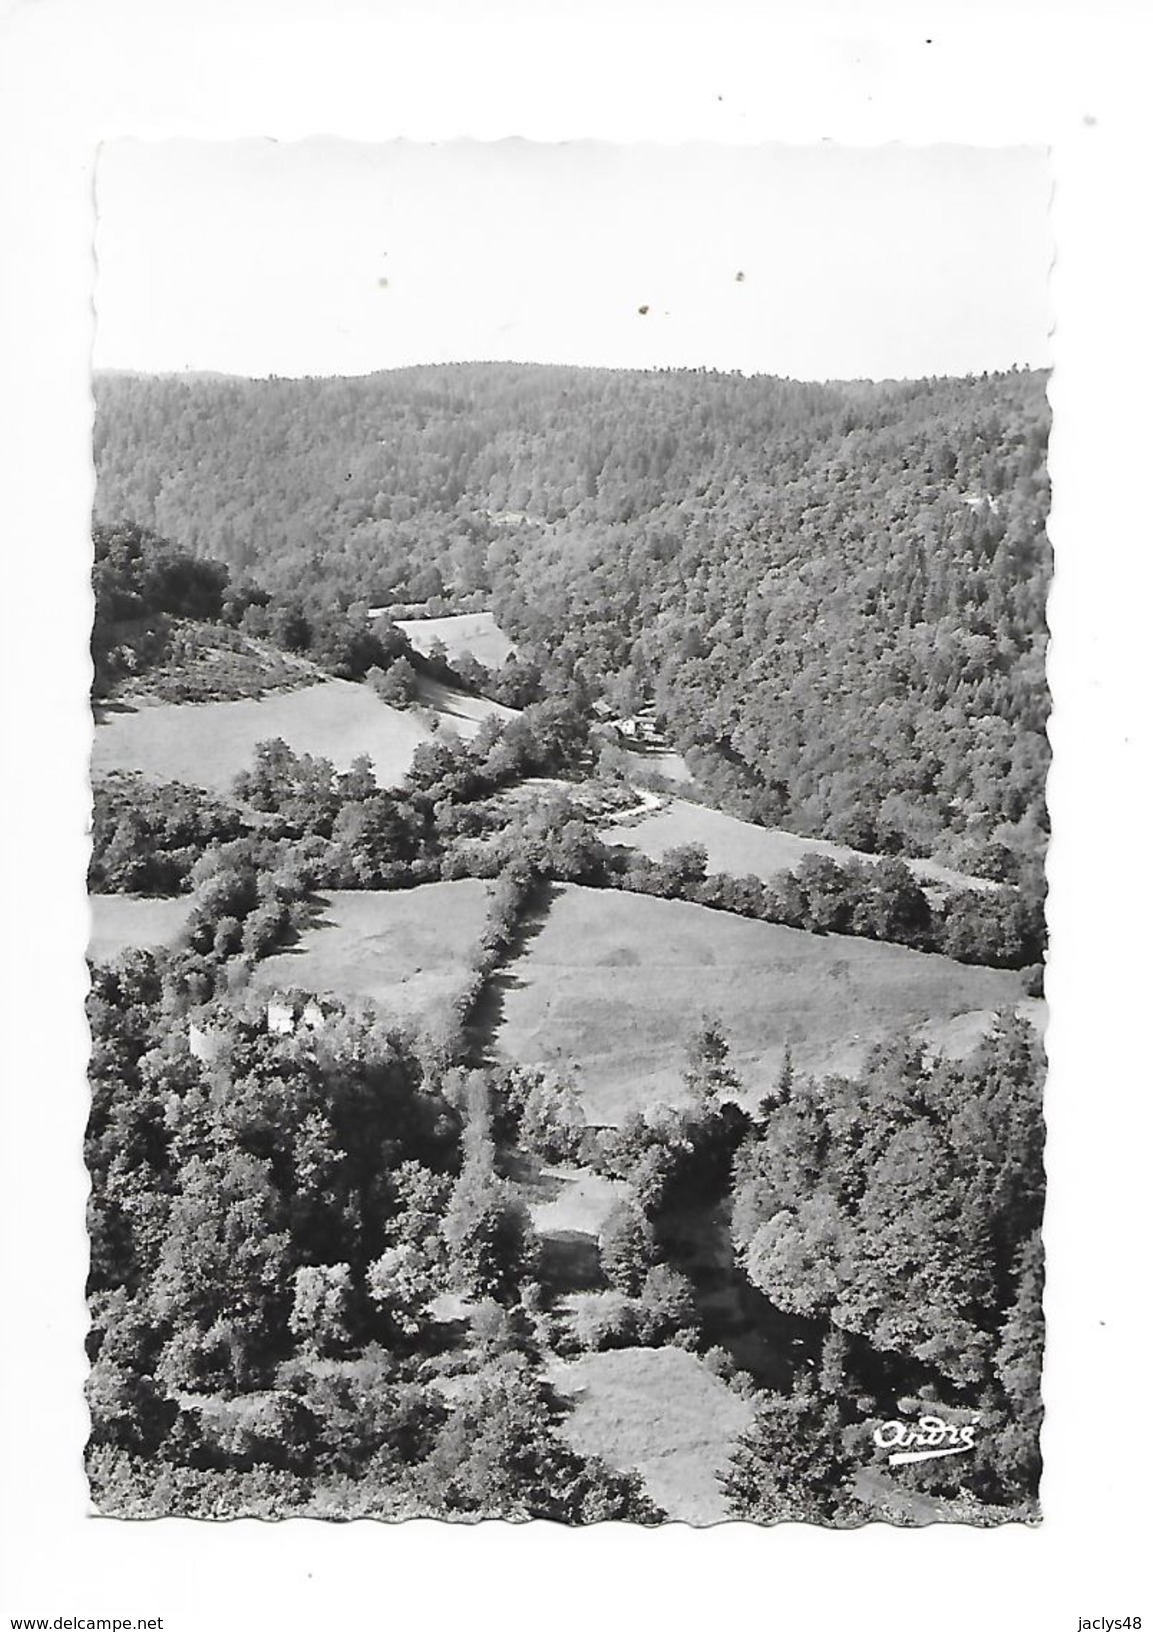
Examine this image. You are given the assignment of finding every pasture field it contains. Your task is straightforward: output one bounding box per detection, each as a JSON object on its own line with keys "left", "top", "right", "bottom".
{"left": 92, "top": 678, "right": 435, "bottom": 793}
{"left": 494, "top": 884, "right": 1026, "bottom": 1124}
{"left": 249, "top": 881, "right": 491, "bottom": 1032}
{"left": 617, "top": 746, "right": 694, "bottom": 787}
{"left": 412, "top": 675, "right": 519, "bottom": 741}
{"left": 393, "top": 610, "right": 516, "bottom": 669}
{"left": 545, "top": 1346, "right": 754, "bottom": 1524}
{"left": 602, "top": 795, "right": 999, "bottom": 898}
{"left": 89, "top": 894, "right": 192, "bottom": 962}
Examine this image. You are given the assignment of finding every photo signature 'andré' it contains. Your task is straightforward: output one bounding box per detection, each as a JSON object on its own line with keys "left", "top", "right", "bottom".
{"left": 873, "top": 1415, "right": 980, "bottom": 1465}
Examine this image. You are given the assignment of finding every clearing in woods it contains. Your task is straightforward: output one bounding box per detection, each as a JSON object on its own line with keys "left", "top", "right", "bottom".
{"left": 602, "top": 795, "right": 1001, "bottom": 899}
{"left": 412, "top": 675, "right": 519, "bottom": 740}
{"left": 249, "top": 881, "right": 492, "bottom": 1033}
{"left": 614, "top": 745, "right": 694, "bottom": 787}
{"left": 493, "top": 884, "right": 1026, "bottom": 1125}
{"left": 88, "top": 894, "right": 193, "bottom": 962}
{"left": 393, "top": 611, "right": 516, "bottom": 669}
{"left": 545, "top": 1347, "right": 755, "bottom": 1524}
{"left": 524, "top": 1164, "right": 627, "bottom": 1241}
{"left": 91, "top": 678, "right": 436, "bottom": 792}
{"left": 521, "top": 1161, "right": 629, "bottom": 1293}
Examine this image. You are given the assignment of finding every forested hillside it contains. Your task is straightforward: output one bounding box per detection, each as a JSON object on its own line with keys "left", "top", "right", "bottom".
{"left": 94, "top": 363, "right": 1050, "bottom": 877}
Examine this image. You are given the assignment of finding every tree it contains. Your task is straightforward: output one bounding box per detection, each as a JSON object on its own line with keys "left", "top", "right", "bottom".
{"left": 517, "top": 1073, "right": 586, "bottom": 1163}
{"left": 269, "top": 600, "right": 311, "bottom": 653}
{"left": 288, "top": 1264, "right": 354, "bottom": 1358}
{"left": 744, "top": 1197, "right": 845, "bottom": 1318}
{"left": 241, "top": 898, "right": 290, "bottom": 959}
{"left": 733, "top": 1017, "right": 1044, "bottom": 1393}
{"left": 367, "top": 1243, "right": 438, "bottom": 1337}
{"left": 599, "top": 1200, "right": 658, "bottom": 1296}
{"left": 723, "top": 1373, "right": 860, "bottom": 1525}
{"left": 151, "top": 1151, "right": 292, "bottom": 1393}
{"left": 980, "top": 1228, "right": 1044, "bottom": 1503}
{"left": 636, "top": 1264, "right": 698, "bottom": 1345}
{"left": 370, "top": 656, "right": 420, "bottom": 708}
{"left": 86, "top": 1290, "right": 178, "bottom": 1456}
{"left": 757, "top": 1044, "right": 795, "bottom": 1119}
{"left": 286, "top": 1357, "right": 444, "bottom": 1480}
{"left": 389, "top": 1161, "right": 453, "bottom": 1246}
{"left": 412, "top": 1375, "right": 664, "bottom": 1523}
{"left": 331, "top": 792, "right": 418, "bottom": 885}
{"left": 854, "top": 859, "right": 931, "bottom": 946}
{"left": 92, "top": 520, "right": 228, "bottom": 644}
{"left": 441, "top": 1155, "right": 538, "bottom": 1304}
{"left": 792, "top": 855, "right": 860, "bottom": 935}
{"left": 662, "top": 842, "right": 709, "bottom": 889}
{"left": 684, "top": 1017, "right": 743, "bottom": 1108}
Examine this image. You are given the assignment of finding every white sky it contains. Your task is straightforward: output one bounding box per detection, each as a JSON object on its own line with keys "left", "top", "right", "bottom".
{"left": 95, "top": 138, "right": 1051, "bottom": 381}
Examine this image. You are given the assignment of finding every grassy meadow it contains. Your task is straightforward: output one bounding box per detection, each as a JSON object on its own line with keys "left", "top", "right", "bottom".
{"left": 545, "top": 1346, "right": 755, "bottom": 1524}
{"left": 92, "top": 678, "right": 436, "bottom": 792}
{"left": 394, "top": 611, "right": 516, "bottom": 669}
{"left": 602, "top": 795, "right": 999, "bottom": 898}
{"left": 494, "top": 884, "right": 1026, "bottom": 1124}
{"left": 615, "top": 746, "right": 695, "bottom": 787}
{"left": 88, "top": 894, "right": 193, "bottom": 962}
{"left": 249, "top": 881, "right": 492, "bottom": 1032}
{"left": 524, "top": 1163, "right": 628, "bottom": 1241}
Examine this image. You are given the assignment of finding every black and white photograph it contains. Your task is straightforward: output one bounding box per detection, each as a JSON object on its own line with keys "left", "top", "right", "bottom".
{"left": 84, "top": 138, "right": 1050, "bottom": 1525}
{"left": 1, "top": 3, "right": 1149, "bottom": 1626}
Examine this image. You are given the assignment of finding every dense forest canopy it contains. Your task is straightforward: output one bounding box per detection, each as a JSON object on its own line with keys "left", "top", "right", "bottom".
{"left": 93, "top": 363, "right": 1050, "bottom": 877}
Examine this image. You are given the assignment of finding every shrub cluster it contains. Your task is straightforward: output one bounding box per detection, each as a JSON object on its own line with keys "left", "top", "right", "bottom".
{"left": 490, "top": 1065, "right": 586, "bottom": 1164}
{"left": 565, "top": 1265, "right": 700, "bottom": 1355}
{"left": 90, "top": 773, "right": 248, "bottom": 895}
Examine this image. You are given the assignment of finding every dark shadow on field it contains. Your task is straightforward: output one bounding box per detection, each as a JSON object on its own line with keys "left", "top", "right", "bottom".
{"left": 467, "top": 879, "right": 558, "bottom": 1067}
{"left": 537, "top": 1231, "right": 606, "bottom": 1295}
{"left": 504, "top": 1152, "right": 566, "bottom": 1200}
{"left": 437, "top": 698, "right": 480, "bottom": 725}
{"left": 423, "top": 1312, "right": 472, "bottom": 1358}
{"left": 263, "top": 891, "right": 339, "bottom": 956}
{"left": 433, "top": 692, "right": 485, "bottom": 726}
{"left": 663, "top": 1202, "right": 822, "bottom": 1393}
{"left": 415, "top": 674, "right": 506, "bottom": 728}
{"left": 508, "top": 1153, "right": 607, "bottom": 1296}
